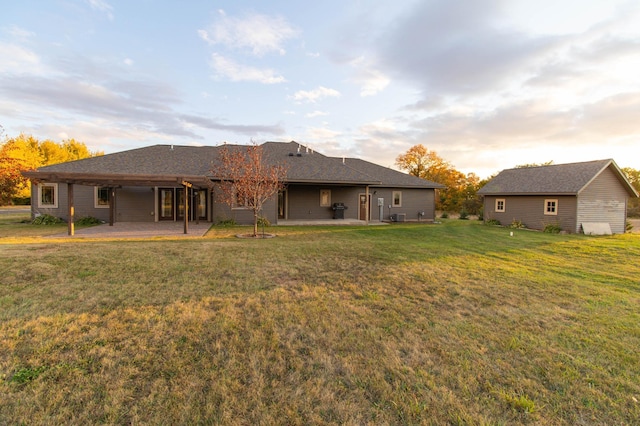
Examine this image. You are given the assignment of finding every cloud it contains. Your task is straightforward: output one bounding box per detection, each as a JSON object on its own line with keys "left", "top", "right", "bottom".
{"left": 373, "top": 0, "right": 555, "bottom": 98}
{"left": 0, "top": 52, "right": 285, "bottom": 142}
{"left": 292, "top": 86, "right": 341, "bottom": 103}
{"left": 86, "top": 0, "right": 114, "bottom": 20}
{"left": 349, "top": 56, "right": 390, "bottom": 96}
{"left": 0, "top": 42, "right": 42, "bottom": 73}
{"left": 3, "top": 25, "right": 35, "bottom": 40}
{"left": 198, "top": 10, "right": 299, "bottom": 56}
{"left": 208, "top": 53, "right": 286, "bottom": 84}
{"left": 305, "top": 111, "right": 328, "bottom": 118}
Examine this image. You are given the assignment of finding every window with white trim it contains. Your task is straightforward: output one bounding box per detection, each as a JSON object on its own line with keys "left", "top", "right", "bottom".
{"left": 495, "top": 198, "right": 505, "bottom": 212}
{"left": 320, "top": 189, "right": 331, "bottom": 207}
{"left": 392, "top": 191, "right": 402, "bottom": 207}
{"left": 38, "top": 183, "right": 58, "bottom": 208}
{"left": 94, "top": 187, "right": 110, "bottom": 208}
{"left": 544, "top": 199, "right": 558, "bottom": 215}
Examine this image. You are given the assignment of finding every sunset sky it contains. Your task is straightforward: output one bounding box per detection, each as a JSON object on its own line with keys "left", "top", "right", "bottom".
{"left": 2, "top": 0, "right": 639, "bottom": 177}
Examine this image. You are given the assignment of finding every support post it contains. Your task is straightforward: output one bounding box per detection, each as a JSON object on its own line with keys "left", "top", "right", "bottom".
{"left": 183, "top": 184, "right": 189, "bottom": 234}
{"left": 195, "top": 190, "right": 200, "bottom": 225}
{"left": 109, "top": 188, "right": 115, "bottom": 226}
{"left": 365, "top": 185, "right": 370, "bottom": 225}
{"left": 67, "top": 183, "right": 75, "bottom": 236}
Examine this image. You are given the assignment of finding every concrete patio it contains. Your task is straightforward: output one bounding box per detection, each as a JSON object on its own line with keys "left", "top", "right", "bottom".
{"left": 48, "top": 221, "right": 212, "bottom": 239}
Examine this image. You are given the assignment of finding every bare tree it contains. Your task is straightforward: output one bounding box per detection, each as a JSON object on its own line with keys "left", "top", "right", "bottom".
{"left": 212, "top": 143, "right": 287, "bottom": 236}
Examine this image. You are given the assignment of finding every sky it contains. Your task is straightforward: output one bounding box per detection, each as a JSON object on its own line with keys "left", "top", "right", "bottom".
{"left": 1, "top": 0, "right": 639, "bottom": 178}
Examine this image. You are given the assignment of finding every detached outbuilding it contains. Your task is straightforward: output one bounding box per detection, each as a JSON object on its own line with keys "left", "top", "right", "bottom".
{"left": 478, "top": 159, "right": 638, "bottom": 234}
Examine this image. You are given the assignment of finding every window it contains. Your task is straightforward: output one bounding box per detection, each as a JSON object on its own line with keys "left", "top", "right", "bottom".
{"left": 232, "top": 189, "right": 250, "bottom": 209}
{"left": 544, "top": 199, "right": 558, "bottom": 215}
{"left": 392, "top": 191, "right": 402, "bottom": 207}
{"left": 94, "top": 187, "right": 110, "bottom": 208}
{"left": 320, "top": 189, "right": 331, "bottom": 207}
{"left": 38, "top": 183, "right": 58, "bottom": 208}
{"left": 495, "top": 198, "right": 505, "bottom": 212}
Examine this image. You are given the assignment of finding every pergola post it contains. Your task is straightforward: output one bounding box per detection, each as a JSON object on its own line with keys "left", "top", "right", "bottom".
{"left": 67, "top": 183, "right": 75, "bottom": 236}
{"left": 109, "top": 188, "right": 115, "bottom": 226}
{"left": 183, "top": 182, "right": 190, "bottom": 234}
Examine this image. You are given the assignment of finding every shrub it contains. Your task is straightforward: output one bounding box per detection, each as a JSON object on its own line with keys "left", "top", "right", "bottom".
{"left": 216, "top": 217, "right": 237, "bottom": 226}
{"left": 32, "top": 214, "right": 64, "bottom": 225}
{"left": 458, "top": 210, "right": 469, "bottom": 220}
{"left": 509, "top": 219, "right": 526, "bottom": 229}
{"left": 440, "top": 212, "right": 449, "bottom": 219}
{"left": 627, "top": 221, "right": 633, "bottom": 232}
{"left": 544, "top": 223, "right": 562, "bottom": 233}
{"left": 486, "top": 219, "right": 501, "bottom": 226}
{"left": 257, "top": 216, "right": 270, "bottom": 227}
{"left": 75, "top": 216, "right": 102, "bottom": 226}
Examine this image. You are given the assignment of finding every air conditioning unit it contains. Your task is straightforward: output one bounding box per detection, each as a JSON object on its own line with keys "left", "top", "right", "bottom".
{"left": 391, "top": 213, "right": 406, "bottom": 222}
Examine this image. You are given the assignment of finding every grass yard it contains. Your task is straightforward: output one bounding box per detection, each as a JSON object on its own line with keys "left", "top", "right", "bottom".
{"left": 1, "top": 215, "right": 639, "bottom": 425}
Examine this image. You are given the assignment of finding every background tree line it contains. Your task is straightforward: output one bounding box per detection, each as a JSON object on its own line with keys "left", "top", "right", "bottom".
{"left": 396, "top": 144, "right": 640, "bottom": 217}
{"left": 0, "top": 133, "right": 103, "bottom": 205}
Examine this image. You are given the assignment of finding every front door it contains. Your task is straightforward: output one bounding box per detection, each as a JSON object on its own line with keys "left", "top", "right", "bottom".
{"left": 159, "top": 188, "right": 207, "bottom": 221}
{"left": 177, "top": 188, "right": 208, "bottom": 221}
{"left": 359, "top": 194, "right": 370, "bottom": 220}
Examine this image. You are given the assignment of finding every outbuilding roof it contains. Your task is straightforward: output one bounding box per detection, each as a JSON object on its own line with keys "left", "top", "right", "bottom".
{"left": 478, "top": 159, "right": 638, "bottom": 197}
{"left": 24, "top": 141, "right": 444, "bottom": 189}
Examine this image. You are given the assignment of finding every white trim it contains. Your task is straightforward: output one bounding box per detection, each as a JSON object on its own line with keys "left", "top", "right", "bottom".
{"left": 94, "top": 187, "right": 110, "bottom": 209}
{"left": 495, "top": 198, "right": 505, "bottom": 212}
{"left": 37, "top": 183, "right": 58, "bottom": 208}
{"left": 392, "top": 190, "right": 402, "bottom": 207}
{"left": 544, "top": 199, "right": 558, "bottom": 215}
{"left": 320, "top": 189, "right": 331, "bottom": 207}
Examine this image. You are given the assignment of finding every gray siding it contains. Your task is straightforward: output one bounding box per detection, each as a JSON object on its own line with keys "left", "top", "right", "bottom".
{"left": 372, "top": 188, "right": 436, "bottom": 221}
{"left": 577, "top": 167, "right": 628, "bottom": 234}
{"left": 484, "top": 195, "right": 578, "bottom": 232}
{"left": 32, "top": 184, "right": 112, "bottom": 222}
{"left": 114, "top": 187, "right": 156, "bottom": 222}
{"left": 210, "top": 187, "right": 278, "bottom": 225}
{"left": 286, "top": 185, "right": 361, "bottom": 220}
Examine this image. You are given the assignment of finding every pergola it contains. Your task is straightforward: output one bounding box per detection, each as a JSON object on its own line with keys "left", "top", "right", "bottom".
{"left": 22, "top": 171, "right": 212, "bottom": 236}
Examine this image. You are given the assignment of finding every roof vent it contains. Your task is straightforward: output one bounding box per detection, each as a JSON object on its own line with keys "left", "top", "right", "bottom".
{"left": 297, "top": 153, "right": 302, "bottom": 157}
{"left": 170, "top": 145, "right": 174, "bottom": 150}
{"left": 288, "top": 152, "right": 294, "bottom": 156}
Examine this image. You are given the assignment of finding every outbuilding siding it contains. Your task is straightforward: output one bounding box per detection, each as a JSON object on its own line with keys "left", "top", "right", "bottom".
{"left": 577, "top": 167, "right": 628, "bottom": 234}
{"left": 484, "top": 195, "right": 577, "bottom": 232}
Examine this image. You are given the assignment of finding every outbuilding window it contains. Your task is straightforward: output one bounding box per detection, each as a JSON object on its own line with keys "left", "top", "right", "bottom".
{"left": 495, "top": 199, "right": 505, "bottom": 212}
{"left": 38, "top": 183, "right": 58, "bottom": 208}
{"left": 544, "top": 199, "right": 558, "bottom": 215}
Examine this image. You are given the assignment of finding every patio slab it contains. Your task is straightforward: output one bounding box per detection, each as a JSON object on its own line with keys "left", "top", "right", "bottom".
{"left": 48, "top": 222, "right": 212, "bottom": 239}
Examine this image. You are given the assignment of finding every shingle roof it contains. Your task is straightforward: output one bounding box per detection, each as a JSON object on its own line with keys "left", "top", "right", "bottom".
{"left": 342, "top": 158, "right": 445, "bottom": 189}
{"left": 478, "top": 159, "right": 637, "bottom": 196}
{"left": 26, "top": 141, "right": 444, "bottom": 189}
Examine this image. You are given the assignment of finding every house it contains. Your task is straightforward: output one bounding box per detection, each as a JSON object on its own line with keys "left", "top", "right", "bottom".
{"left": 478, "top": 159, "right": 638, "bottom": 234}
{"left": 23, "top": 141, "right": 444, "bottom": 233}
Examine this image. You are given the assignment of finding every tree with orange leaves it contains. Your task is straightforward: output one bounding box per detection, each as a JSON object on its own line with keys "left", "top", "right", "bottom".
{"left": 396, "top": 144, "right": 482, "bottom": 213}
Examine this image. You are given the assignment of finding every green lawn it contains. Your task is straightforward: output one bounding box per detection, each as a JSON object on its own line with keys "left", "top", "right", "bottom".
{"left": 1, "top": 215, "right": 639, "bottom": 425}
